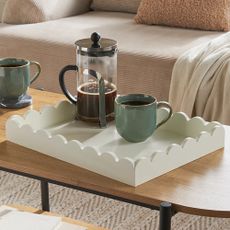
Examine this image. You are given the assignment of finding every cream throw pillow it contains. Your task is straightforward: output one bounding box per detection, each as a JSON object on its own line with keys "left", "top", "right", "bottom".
{"left": 135, "top": 0, "right": 230, "bottom": 31}
{"left": 0, "top": 0, "right": 7, "bottom": 22}
{"left": 3, "top": 0, "right": 91, "bottom": 24}
{"left": 91, "top": 0, "right": 141, "bottom": 14}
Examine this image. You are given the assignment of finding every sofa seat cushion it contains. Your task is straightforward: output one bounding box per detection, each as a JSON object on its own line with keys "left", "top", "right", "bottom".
{"left": 0, "top": 11, "right": 222, "bottom": 100}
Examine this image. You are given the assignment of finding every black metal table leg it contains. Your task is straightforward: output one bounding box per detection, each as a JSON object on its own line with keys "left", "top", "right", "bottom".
{"left": 40, "top": 180, "right": 50, "bottom": 211}
{"left": 159, "top": 202, "right": 172, "bottom": 230}
{"left": 0, "top": 167, "right": 176, "bottom": 228}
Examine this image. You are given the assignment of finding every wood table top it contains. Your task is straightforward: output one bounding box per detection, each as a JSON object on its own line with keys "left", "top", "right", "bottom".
{"left": 0, "top": 89, "right": 230, "bottom": 218}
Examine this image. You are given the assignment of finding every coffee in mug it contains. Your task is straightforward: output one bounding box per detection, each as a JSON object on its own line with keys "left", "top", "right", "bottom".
{"left": 115, "top": 94, "right": 173, "bottom": 143}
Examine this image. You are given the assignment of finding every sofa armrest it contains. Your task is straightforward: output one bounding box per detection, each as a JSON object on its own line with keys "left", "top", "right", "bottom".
{"left": 2, "top": 0, "right": 91, "bottom": 24}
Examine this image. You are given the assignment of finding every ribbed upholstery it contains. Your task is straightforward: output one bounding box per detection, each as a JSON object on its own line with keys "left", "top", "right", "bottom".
{"left": 2, "top": 0, "right": 91, "bottom": 24}
{"left": 0, "top": 12, "right": 222, "bottom": 100}
{"left": 91, "top": 0, "right": 141, "bottom": 14}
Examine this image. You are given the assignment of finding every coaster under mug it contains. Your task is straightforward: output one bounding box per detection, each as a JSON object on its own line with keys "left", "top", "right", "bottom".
{"left": 0, "top": 94, "right": 32, "bottom": 109}
{"left": 0, "top": 57, "right": 41, "bottom": 109}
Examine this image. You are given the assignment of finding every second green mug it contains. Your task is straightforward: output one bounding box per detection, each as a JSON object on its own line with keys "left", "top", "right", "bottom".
{"left": 0, "top": 57, "right": 41, "bottom": 107}
{"left": 115, "top": 94, "right": 173, "bottom": 143}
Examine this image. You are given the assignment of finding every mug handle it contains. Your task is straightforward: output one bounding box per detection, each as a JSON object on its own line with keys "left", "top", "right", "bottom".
{"left": 156, "top": 101, "right": 173, "bottom": 128}
{"left": 30, "top": 61, "right": 41, "bottom": 84}
{"left": 59, "top": 65, "right": 78, "bottom": 104}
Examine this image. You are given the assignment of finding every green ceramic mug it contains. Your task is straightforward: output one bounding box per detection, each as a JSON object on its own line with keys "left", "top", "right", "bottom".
{"left": 0, "top": 58, "right": 41, "bottom": 104}
{"left": 115, "top": 94, "right": 173, "bottom": 142}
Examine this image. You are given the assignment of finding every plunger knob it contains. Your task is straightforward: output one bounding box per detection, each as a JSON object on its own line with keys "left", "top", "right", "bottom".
{"left": 91, "top": 32, "right": 101, "bottom": 48}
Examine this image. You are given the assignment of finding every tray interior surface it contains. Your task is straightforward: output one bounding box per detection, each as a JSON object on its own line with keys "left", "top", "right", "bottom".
{"left": 8, "top": 101, "right": 223, "bottom": 162}
{"left": 46, "top": 120, "right": 188, "bottom": 160}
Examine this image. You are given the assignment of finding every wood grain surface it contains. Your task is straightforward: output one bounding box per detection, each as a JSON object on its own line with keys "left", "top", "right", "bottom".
{"left": 0, "top": 89, "right": 230, "bottom": 218}
{"left": 44, "top": 211, "right": 106, "bottom": 230}
{"left": 9, "top": 204, "right": 40, "bottom": 213}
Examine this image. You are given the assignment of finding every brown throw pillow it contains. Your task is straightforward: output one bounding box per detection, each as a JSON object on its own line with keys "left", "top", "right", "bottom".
{"left": 135, "top": 0, "right": 230, "bottom": 31}
{"left": 91, "top": 0, "right": 141, "bottom": 14}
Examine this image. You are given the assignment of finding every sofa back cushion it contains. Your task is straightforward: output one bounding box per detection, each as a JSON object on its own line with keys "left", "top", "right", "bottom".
{"left": 91, "top": 0, "right": 141, "bottom": 14}
{"left": 0, "top": 0, "right": 7, "bottom": 22}
{"left": 135, "top": 0, "right": 230, "bottom": 31}
{"left": 3, "top": 0, "right": 91, "bottom": 24}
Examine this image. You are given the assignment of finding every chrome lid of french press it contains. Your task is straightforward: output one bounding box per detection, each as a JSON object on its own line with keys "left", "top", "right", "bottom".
{"left": 75, "top": 32, "right": 117, "bottom": 55}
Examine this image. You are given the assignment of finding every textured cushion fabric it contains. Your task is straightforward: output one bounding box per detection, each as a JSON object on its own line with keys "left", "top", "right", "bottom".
{"left": 0, "top": 12, "right": 222, "bottom": 100}
{"left": 91, "top": 0, "right": 141, "bottom": 14}
{"left": 135, "top": 0, "right": 230, "bottom": 31}
{"left": 2, "top": 0, "right": 91, "bottom": 24}
{"left": 0, "top": 0, "right": 7, "bottom": 22}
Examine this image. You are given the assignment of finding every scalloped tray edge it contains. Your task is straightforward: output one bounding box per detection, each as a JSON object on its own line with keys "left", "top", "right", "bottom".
{"left": 5, "top": 100, "right": 225, "bottom": 186}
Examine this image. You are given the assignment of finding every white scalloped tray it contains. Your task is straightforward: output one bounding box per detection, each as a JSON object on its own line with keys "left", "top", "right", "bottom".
{"left": 6, "top": 101, "right": 225, "bottom": 186}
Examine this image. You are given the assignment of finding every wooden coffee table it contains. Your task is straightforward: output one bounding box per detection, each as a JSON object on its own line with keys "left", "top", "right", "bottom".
{"left": 0, "top": 89, "right": 230, "bottom": 230}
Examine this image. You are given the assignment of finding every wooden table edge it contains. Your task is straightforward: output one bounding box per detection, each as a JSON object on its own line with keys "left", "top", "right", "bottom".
{"left": 1, "top": 149, "right": 230, "bottom": 218}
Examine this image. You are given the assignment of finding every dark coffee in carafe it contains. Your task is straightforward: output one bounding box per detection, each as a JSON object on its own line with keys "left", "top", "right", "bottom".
{"left": 77, "top": 82, "right": 117, "bottom": 122}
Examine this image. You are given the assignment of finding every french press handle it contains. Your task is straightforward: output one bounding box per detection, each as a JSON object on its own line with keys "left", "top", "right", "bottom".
{"left": 59, "top": 65, "right": 78, "bottom": 104}
{"left": 59, "top": 65, "right": 106, "bottom": 128}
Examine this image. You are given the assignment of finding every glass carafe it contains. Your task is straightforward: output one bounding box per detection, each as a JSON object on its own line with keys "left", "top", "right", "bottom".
{"left": 59, "top": 32, "right": 118, "bottom": 128}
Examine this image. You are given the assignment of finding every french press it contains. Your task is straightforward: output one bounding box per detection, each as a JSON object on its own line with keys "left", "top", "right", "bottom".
{"left": 59, "top": 32, "right": 118, "bottom": 128}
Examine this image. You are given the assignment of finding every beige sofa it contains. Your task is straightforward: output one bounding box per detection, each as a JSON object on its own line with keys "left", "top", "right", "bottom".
{"left": 0, "top": 0, "right": 222, "bottom": 100}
